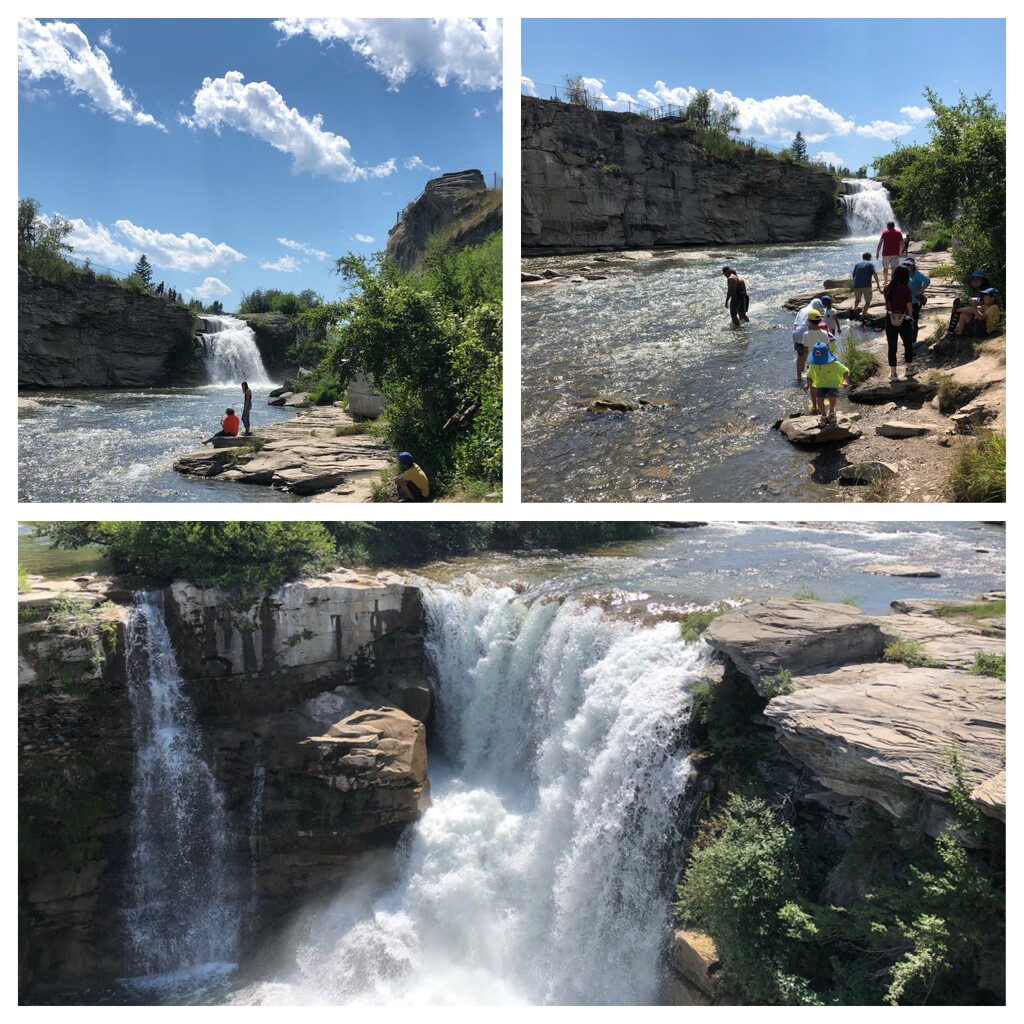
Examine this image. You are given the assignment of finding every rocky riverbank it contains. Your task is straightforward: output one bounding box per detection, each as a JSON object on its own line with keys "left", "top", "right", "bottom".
{"left": 172, "top": 397, "right": 392, "bottom": 501}
{"left": 778, "top": 246, "right": 1006, "bottom": 501}
{"left": 665, "top": 593, "right": 1005, "bottom": 1005}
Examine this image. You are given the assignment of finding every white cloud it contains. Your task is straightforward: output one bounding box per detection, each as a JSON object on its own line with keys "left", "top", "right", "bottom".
{"left": 277, "top": 236, "right": 329, "bottom": 260}
{"left": 259, "top": 255, "right": 300, "bottom": 272}
{"left": 474, "top": 107, "right": 485, "bottom": 118}
{"left": 900, "top": 105, "right": 933, "bottom": 122}
{"left": 182, "top": 71, "right": 396, "bottom": 182}
{"left": 812, "top": 151, "right": 846, "bottom": 168}
{"left": 18, "top": 18, "right": 163, "bottom": 130}
{"left": 192, "top": 277, "right": 232, "bottom": 298}
{"left": 521, "top": 75, "right": 537, "bottom": 97}
{"left": 273, "top": 18, "right": 502, "bottom": 91}
{"left": 65, "top": 218, "right": 137, "bottom": 266}
{"left": 354, "top": 233, "right": 375, "bottom": 243}
{"left": 855, "top": 120, "right": 911, "bottom": 140}
{"left": 97, "top": 30, "right": 122, "bottom": 53}
{"left": 404, "top": 155, "right": 441, "bottom": 172}
{"left": 115, "top": 220, "right": 246, "bottom": 272}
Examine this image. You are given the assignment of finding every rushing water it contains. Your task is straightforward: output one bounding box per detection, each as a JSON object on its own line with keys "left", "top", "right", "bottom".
{"left": 123, "top": 593, "right": 240, "bottom": 994}
{"left": 522, "top": 238, "right": 893, "bottom": 502}
{"left": 223, "top": 522, "right": 1003, "bottom": 1006}
{"left": 18, "top": 385, "right": 297, "bottom": 502}
{"left": 840, "top": 179, "right": 898, "bottom": 235}
{"left": 200, "top": 316, "right": 272, "bottom": 387}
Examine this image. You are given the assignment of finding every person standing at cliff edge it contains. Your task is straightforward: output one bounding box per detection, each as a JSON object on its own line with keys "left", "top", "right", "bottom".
{"left": 722, "top": 266, "right": 750, "bottom": 326}
{"left": 241, "top": 381, "right": 253, "bottom": 436}
{"left": 875, "top": 220, "right": 904, "bottom": 289}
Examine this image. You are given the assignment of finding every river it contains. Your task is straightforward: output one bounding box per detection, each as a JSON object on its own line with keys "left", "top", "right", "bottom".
{"left": 214, "top": 523, "right": 1003, "bottom": 1005}
{"left": 521, "top": 237, "right": 892, "bottom": 503}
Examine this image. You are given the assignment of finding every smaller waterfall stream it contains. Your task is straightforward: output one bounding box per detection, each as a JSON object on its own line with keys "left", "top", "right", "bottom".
{"left": 841, "top": 179, "right": 898, "bottom": 236}
{"left": 200, "top": 315, "right": 271, "bottom": 386}
{"left": 123, "top": 592, "right": 240, "bottom": 986}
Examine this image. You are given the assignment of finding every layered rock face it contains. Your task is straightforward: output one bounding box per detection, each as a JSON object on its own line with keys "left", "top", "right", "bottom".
{"left": 522, "top": 97, "right": 843, "bottom": 253}
{"left": 233, "top": 312, "right": 296, "bottom": 377}
{"left": 18, "top": 572, "right": 431, "bottom": 999}
{"left": 386, "top": 169, "right": 503, "bottom": 270}
{"left": 19, "top": 269, "right": 205, "bottom": 388}
{"left": 703, "top": 598, "right": 1006, "bottom": 836}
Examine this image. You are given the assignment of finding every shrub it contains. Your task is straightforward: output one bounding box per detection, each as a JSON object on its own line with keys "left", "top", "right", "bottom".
{"left": 970, "top": 651, "right": 1005, "bottom": 680}
{"left": 948, "top": 432, "right": 1005, "bottom": 502}
{"left": 883, "top": 639, "right": 942, "bottom": 667}
{"left": 929, "top": 372, "right": 971, "bottom": 413}
{"left": 18, "top": 565, "right": 31, "bottom": 594}
{"left": 840, "top": 335, "right": 879, "bottom": 385}
{"left": 761, "top": 669, "right": 794, "bottom": 697}
{"left": 680, "top": 606, "right": 727, "bottom": 643}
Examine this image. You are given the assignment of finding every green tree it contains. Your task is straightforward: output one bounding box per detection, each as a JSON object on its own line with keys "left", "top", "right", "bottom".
{"left": 791, "top": 131, "right": 808, "bottom": 163}
{"left": 684, "top": 89, "right": 739, "bottom": 139}
{"left": 18, "top": 196, "right": 75, "bottom": 283}
{"left": 133, "top": 254, "right": 153, "bottom": 287}
{"left": 875, "top": 89, "right": 1005, "bottom": 289}
{"left": 562, "top": 73, "right": 596, "bottom": 108}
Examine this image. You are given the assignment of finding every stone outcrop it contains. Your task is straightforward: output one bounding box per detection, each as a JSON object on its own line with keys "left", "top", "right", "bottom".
{"left": 386, "top": 169, "right": 502, "bottom": 271}
{"left": 19, "top": 268, "right": 205, "bottom": 388}
{"left": 234, "top": 312, "right": 296, "bottom": 377}
{"left": 703, "top": 598, "right": 1006, "bottom": 836}
{"left": 778, "top": 414, "right": 862, "bottom": 445}
{"left": 522, "top": 96, "right": 843, "bottom": 254}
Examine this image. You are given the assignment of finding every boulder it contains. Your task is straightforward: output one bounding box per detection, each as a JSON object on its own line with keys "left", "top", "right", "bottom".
{"left": 849, "top": 378, "right": 935, "bottom": 404}
{"left": 862, "top": 564, "right": 940, "bottom": 578}
{"left": 876, "top": 421, "right": 932, "bottom": 438}
{"left": 587, "top": 399, "right": 636, "bottom": 413}
{"left": 838, "top": 461, "right": 897, "bottom": 484}
{"left": 521, "top": 272, "right": 543, "bottom": 283}
{"left": 669, "top": 929, "right": 721, "bottom": 998}
{"left": 778, "top": 414, "right": 862, "bottom": 445}
{"left": 703, "top": 599, "right": 886, "bottom": 694}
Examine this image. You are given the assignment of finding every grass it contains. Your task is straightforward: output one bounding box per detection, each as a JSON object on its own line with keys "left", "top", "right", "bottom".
{"left": 932, "top": 599, "right": 1005, "bottom": 621}
{"left": 760, "top": 669, "right": 794, "bottom": 698}
{"left": 840, "top": 335, "right": 879, "bottom": 385}
{"left": 247, "top": 437, "right": 268, "bottom": 452}
{"left": 18, "top": 565, "right": 31, "bottom": 594}
{"left": 928, "top": 372, "right": 970, "bottom": 413}
{"left": 970, "top": 651, "right": 1005, "bottom": 681}
{"left": 948, "top": 431, "right": 1005, "bottom": 502}
{"left": 334, "top": 422, "right": 371, "bottom": 437}
{"left": 864, "top": 474, "right": 901, "bottom": 502}
{"left": 680, "top": 606, "right": 728, "bottom": 643}
{"left": 882, "top": 639, "right": 943, "bottom": 668}
{"left": 930, "top": 262, "right": 958, "bottom": 279}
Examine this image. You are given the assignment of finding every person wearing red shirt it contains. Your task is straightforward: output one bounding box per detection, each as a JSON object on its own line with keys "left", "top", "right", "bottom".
{"left": 875, "top": 220, "right": 904, "bottom": 288}
{"left": 201, "top": 408, "right": 241, "bottom": 446}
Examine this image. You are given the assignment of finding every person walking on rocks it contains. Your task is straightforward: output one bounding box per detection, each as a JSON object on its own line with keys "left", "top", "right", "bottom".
{"left": 722, "top": 267, "right": 750, "bottom": 326}
{"left": 241, "top": 381, "right": 253, "bottom": 436}
{"left": 902, "top": 258, "right": 930, "bottom": 341}
{"left": 875, "top": 220, "right": 904, "bottom": 289}
{"left": 804, "top": 341, "right": 850, "bottom": 425}
{"left": 792, "top": 298, "right": 825, "bottom": 381}
{"left": 883, "top": 264, "right": 915, "bottom": 381}
{"left": 851, "top": 253, "right": 882, "bottom": 316}
{"left": 820, "top": 294, "right": 842, "bottom": 340}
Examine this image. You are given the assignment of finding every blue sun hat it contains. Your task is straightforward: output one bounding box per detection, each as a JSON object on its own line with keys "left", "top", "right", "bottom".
{"left": 397, "top": 451, "right": 414, "bottom": 467}
{"left": 820, "top": 294, "right": 833, "bottom": 306}
{"left": 810, "top": 341, "right": 836, "bottom": 364}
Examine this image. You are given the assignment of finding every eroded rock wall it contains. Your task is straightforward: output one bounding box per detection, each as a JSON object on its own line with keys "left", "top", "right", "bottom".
{"left": 522, "top": 97, "right": 843, "bottom": 254}
{"left": 19, "top": 269, "right": 205, "bottom": 388}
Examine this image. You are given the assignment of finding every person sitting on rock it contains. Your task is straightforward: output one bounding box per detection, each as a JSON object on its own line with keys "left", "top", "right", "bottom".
{"left": 943, "top": 270, "right": 995, "bottom": 338}
{"left": 201, "top": 408, "right": 240, "bottom": 446}
{"left": 395, "top": 452, "right": 430, "bottom": 502}
{"left": 804, "top": 341, "right": 850, "bottom": 426}
{"left": 792, "top": 298, "right": 825, "bottom": 381}
{"left": 953, "top": 288, "right": 1000, "bottom": 338}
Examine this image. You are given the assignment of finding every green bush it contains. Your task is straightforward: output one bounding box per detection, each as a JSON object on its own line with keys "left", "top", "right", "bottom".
{"left": 761, "top": 669, "right": 794, "bottom": 697}
{"left": 680, "top": 606, "right": 727, "bottom": 643}
{"left": 970, "top": 651, "right": 1005, "bottom": 680}
{"left": 883, "top": 639, "right": 942, "bottom": 667}
{"left": 840, "top": 335, "right": 879, "bottom": 385}
{"left": 948, "top": 432, "right": 1006, "bottom": 502}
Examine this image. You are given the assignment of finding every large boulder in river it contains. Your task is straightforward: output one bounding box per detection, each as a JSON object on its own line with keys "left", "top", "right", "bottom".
{"left": 778, "top": 414, "right": 862, "bottom": 445}
{"left": 703, "top": 600, "right": 886, "bottom": 694}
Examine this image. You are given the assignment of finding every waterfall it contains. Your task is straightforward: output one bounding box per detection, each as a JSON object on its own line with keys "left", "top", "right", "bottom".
{"left": 234, "top": 580, "right": 706, "bottom": 1005}
{"left": 200, "top": 315, "right": 271, "bottom": 387}
{"left": 840, "top": 179, "right": 898, "bottom": 236}
{"left": 123, "top": 592, "right": 239, "bottom": 983}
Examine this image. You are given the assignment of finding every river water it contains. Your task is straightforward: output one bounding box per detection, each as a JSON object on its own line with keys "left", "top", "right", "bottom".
{"left": 521, "top": 237, "right": 890, "bottom": 503}
{"left": 18, "top": 384, "right": 297, "bottom": 502}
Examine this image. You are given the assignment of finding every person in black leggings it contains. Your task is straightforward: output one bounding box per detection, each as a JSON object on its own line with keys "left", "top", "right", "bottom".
{"left": 883, "top": 265, "right": 915, "bottom": 380}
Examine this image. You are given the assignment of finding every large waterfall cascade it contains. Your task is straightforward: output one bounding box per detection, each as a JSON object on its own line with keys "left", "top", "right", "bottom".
{"left": 123, "top": 592, "right": 240, "bottom": 982}
{"left": 840, "top": 179, "right": 898, "bottom": 237}
{"left": 234, "top": 580, "right": 708, "bottom": 1006}
{"left": 200, "top": 315, "right": 271, "bottom": 387}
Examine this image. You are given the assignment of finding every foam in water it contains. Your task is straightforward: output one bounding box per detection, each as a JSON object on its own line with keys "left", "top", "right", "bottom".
{"left": 200, "top": 315, "right": 271, "bottom": 386}
{"left": 841, "top": 179, "right": 898, "bottom": 236}
{"left": 123, "top": 592, "right": 239, "bottom": 981}
{"left": 232, "top": 581, "right": 705, "bottom": 1005}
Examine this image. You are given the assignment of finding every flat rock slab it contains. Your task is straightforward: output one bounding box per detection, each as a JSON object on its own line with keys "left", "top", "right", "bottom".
{"left": 876, "top": 421, "right": 932, "bottom": 438}
{"left": 849, "top": 379, "right": 935, "bottom": 404}
{"left": 209, "top": 436, "right": 252, "bottom": 448}
{"left": 880, "top": 612, "right": 1005, "bottom": 667}
{"left": 779, "top": 414, "right": 862, "bottom": 445}
{"left": 763, "top": 667, "right": 1005, "bottom": 832}
{"left": 703, "top": 599, "right": 886, "bottom": 695}
{"left": 863, "top": 564, "right": 940, "bottom": 578}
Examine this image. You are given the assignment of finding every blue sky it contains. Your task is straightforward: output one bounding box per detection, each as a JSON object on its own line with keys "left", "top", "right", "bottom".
{"left": 18, "top": 17, "right": 502, "bottom": 306}
{"left": 522, "top": 19, "right": 1005, "bottom": 173}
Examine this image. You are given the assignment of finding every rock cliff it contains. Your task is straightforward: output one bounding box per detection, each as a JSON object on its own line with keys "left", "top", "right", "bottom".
{"left": 386, "top": 169, "right": 503, "bottom": 270}
{"left": 234, "top": 312, "right": 297, "bottom": 377}
{"left": 522, "top": 97, "right": 843, "bottom": 254}
{"left": 18, "top": 572, "right": 430, "bottom": 999}
{"left": 19, "top": 268, "right": 205, "bottom": 388}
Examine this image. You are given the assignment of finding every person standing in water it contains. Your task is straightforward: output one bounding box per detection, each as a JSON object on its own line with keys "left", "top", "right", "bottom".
{"left": 722, "top": 267, "right": 750, "bottom": 326}
{"left": 241, "top": 381, "right": 253, "bottom": 436}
